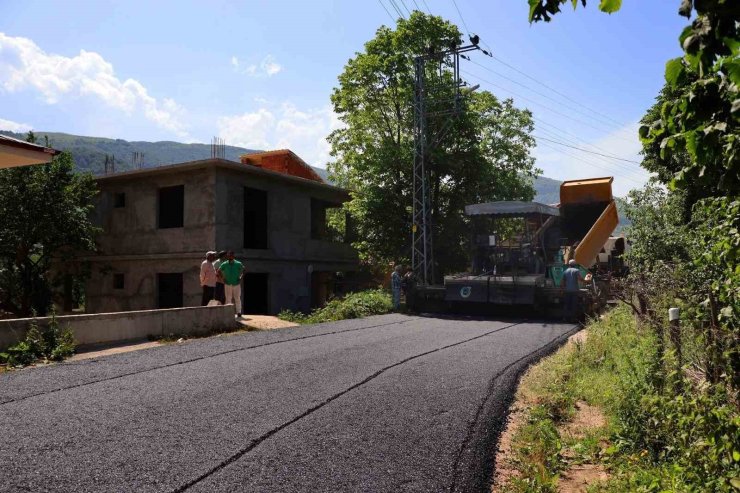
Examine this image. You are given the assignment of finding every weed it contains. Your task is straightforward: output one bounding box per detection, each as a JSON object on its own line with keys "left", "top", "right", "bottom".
{"left": 0, "top": 312, "right": 76, "bottom": 368}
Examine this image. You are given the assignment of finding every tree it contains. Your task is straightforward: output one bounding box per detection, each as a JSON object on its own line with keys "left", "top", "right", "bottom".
{"left": 328, "top": 11, "right": 539, "bottom": 275}
{"left": 0, "top": 133, "right": 99, "bottom": 316}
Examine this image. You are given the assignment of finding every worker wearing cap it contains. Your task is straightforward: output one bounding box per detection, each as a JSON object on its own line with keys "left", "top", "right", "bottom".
{"left": 200, "top": 251, "right": 218, "bottom": 306}
{"left": 561, "top": 259, "right": 583, "bottom": 322}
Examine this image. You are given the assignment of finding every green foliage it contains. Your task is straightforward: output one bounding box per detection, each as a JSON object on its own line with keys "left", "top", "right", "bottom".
{"left": 641, "top": 1, "right": 739, "bottom": 194}
{"left": 614, "top": 389, "right": 740, "bottom": 492}
{"left": 328, "top": 11, "right": 538, "bottom": 273}
{"left": 506, "top": 305, "right": 739, "bottom": 492}
{"left": 527, "top": 0, "right": 620, "bottom": 23}
{"left": 0, "top": 140, "right": 99, "bottom": 316}
{"left": 623, "top": 184, "right": 690, "bottom": 272}
{"left": 687, "top": 197, "right": 740, "bottom": 387}
{"left": 278, "top": 289, "right": 393, "bottom": 324}
{"left": 0, "top": 313, "right": 76, "bottom": 367}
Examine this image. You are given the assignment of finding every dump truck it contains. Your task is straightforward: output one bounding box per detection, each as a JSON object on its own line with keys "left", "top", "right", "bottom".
{"left": 409, "top": 176, "right": 622, "bottom": 318}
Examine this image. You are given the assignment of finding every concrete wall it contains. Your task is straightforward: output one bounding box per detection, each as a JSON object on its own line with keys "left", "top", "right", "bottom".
{"left": 93, "top": 167, "right": 216, "bottom": 256}
{"left": 0, "top": 305, "right": 235, "bottom": 351}
{"left": 86, "top": 256, "right": 202, "bottom": 313}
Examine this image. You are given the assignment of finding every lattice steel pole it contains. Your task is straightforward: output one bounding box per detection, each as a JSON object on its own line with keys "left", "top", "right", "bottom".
{"left": 411, "top": 41, "right": 482, "bottom": 285}
{"left": 412, "top": 56, "right": 432, "bottom": 285}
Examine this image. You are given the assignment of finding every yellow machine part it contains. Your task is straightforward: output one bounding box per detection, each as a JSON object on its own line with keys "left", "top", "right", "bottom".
{"left": 574, "top": 200, "right": 619, "bottom": 268}
{"left": 560, "top": 177, "right": 614, "bottom": 205}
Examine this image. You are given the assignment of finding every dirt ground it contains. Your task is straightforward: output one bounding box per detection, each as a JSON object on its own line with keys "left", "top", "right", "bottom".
{"left": 238, "top": 315, "right": 299, "bottom": 331}
{"left": 69, "top": 340, "right": 162, "bottom": 361}
{"left": 491, "top": 329, "right": 609, "bottom": 493}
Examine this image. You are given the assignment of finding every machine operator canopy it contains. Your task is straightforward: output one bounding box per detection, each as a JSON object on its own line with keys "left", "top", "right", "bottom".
{"left": 464, "top": 201, "right": 560, "bottom": 218}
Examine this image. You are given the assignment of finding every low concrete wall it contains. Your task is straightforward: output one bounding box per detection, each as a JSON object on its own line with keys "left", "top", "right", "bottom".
{"left": 0, "top": 304, "right": 236, "bottom": 350}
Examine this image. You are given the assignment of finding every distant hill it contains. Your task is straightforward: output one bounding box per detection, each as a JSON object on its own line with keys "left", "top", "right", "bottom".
{"left": 0, "top": 130, "right": 627, "bottom": 228}
{"left": 532, "top": 175, "right": 561, "bottom": 205}
{"left": 0, "top": 130, "right": 259, "bottom": 175}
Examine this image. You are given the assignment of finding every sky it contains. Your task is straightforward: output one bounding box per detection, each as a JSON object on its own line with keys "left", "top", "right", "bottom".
{"left": 0, "top": 0, "right": 688, "bottom": 196}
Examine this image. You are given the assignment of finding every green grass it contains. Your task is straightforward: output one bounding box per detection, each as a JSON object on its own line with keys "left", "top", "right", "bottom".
{"left": 503, "top": 305, "right": 740, "bottom": 492}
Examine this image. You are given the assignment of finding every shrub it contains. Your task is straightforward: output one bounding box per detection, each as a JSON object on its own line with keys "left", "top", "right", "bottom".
{"left": 279, "top": 289, "right": 393, "bottom": 324}
{"left": 0, "top": 312, "right": 76, "bottom": 367}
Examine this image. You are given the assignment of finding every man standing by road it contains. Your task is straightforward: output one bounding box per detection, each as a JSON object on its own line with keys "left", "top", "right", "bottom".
{"left": 200, "top": 251, "right": 217, "bottom": 306}
{"left": 391, "top": 265, "right": 402, "bottom": 310}
{"left": 218, "top": 250, "right": 245, "bottom": 318}
{"left": 562, "top": 259, "right": 583, "bottom": 322}
{"left": 213, "top": 250, "right": 227, "bottom": 305}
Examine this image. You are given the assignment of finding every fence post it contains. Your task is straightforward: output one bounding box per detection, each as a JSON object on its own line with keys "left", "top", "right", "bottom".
{"left": 668, "top": 307, "right": 682, "bottom": 374}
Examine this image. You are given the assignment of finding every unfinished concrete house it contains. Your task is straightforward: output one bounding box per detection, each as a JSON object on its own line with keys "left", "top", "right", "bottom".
{"left": 84, "top": 150, "right": 358, "bottom": 315}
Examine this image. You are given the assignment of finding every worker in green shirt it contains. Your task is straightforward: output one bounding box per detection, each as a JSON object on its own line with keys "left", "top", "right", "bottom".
{"left": 218, "top": 250, "right": 245, "bottom": 317}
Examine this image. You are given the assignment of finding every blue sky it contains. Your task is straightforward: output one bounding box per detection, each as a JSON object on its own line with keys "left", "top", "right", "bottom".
{"left": 0, "top": 0, "right": 688, "bottom": 196}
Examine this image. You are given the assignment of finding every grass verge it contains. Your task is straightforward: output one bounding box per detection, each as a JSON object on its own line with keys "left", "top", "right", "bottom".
{"left": 493, "top": 305, "right": 740, "bottom": 492}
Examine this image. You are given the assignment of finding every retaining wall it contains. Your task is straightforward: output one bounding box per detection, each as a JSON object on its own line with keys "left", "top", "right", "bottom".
{"left": 0, "top": 304, "right": 236, "bottom": 350}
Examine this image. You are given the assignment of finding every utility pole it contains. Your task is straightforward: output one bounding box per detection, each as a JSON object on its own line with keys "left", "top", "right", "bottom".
{"left": 411, "top": 36, "right": 484, "bottom": 285}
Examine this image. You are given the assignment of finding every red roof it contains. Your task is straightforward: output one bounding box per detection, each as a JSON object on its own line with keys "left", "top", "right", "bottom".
{"left": 240, "top": 149, "right": 324, "bottom": 183}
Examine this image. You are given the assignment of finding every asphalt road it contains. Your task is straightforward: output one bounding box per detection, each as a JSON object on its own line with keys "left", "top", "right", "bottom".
{"left": 0, "top": 314, "right": 577, "bottom": 493}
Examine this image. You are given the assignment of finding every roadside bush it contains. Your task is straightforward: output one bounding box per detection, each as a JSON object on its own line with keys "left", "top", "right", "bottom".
{"left": 613, "top": 387, "right": 740, "bottom": 492}
{"left": 0, "top": 312, "right": 76, "bottom": 367}
{"left": 278, "top": 289, "right": 393, "bottom": 324}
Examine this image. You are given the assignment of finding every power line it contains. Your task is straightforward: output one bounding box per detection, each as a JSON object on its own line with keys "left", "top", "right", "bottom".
{"left": 398, "top": 0, "right": 413, "bottom": 16}
{"left": 491, "top": 56, "right": 625, "bottom": 127}
{"left": 535, "top": 125, "right": 649, "bottom": 181}
{"left": 533, "top": 135, "right": 642, "bottom": 164}
{"left": 533, "top": 118, "right": 648, "bottom": 176}
{"left": 388, "top": 0, "right": 407, "bottom": 19}
{"left": 469, "top": 59, "right": 624, "bottom": 131}
{"left": 450, "top": 0, "right": 471, "bottom": 35}
{"left": 377, "top": 0, "right": 396, "bottom": 22}
{"left": 537, "top": 142, "right": 646, "bottom": 186}
{"left": 442, "top": 0, "right": 630, "bottom": 132}
{"left": 463, "top": 70, "right": 628, "bottom": 136}
{"left": 411, "top": 0, "right": 422, "bottom": 12}
{"left": 421, "top": 0, "right": 432, "bottom": 14}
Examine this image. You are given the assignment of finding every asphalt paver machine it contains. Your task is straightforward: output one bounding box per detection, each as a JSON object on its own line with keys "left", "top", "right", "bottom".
{"left": 409, "top": 177, "right": 621, "bottom": 318}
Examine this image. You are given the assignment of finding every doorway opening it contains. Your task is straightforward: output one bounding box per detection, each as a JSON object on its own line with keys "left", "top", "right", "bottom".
{"left": 243, "top": 273, "right": 269, "bottom": 314}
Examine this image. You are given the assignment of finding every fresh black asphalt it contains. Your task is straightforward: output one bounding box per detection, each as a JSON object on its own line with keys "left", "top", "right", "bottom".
{"left": 0, "top": 314, "right": 577, "bottom": 492}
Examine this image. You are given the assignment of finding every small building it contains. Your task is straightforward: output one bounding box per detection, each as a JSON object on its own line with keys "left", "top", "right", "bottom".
{"left": 83, "top": 153, "right": 358, "bottom": 315}
{"left": 0, "top": 134, "right": 59, "bottom": 168}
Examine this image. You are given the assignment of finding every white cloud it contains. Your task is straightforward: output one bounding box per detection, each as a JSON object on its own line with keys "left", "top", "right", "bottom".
{"left": 231, "top": 54, "right": 283, "bottom": 77}
{"left": 0, "top": 33, "right": 189, "bottom": 138}
{"left": 218, "top": 101, "right": 342, "bottom": 167}
{"left": 0, "top": 117, "right": 32, "bottom": 132}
